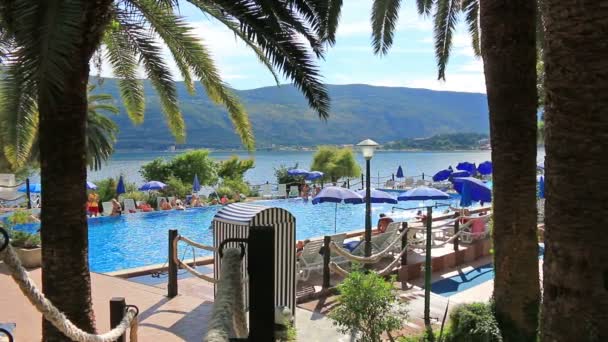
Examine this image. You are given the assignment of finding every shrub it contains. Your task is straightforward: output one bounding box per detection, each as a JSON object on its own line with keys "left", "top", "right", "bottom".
{"left": 139, "top": 158, "right": 173, "bottom": 183}
{"left": 222, "top": 178, "right": 250, "bottom": 197}
{"left": 329, "top": 267, "right": 408, "bottom": 342}
{"left": 169, "top": 150, "right": 217, "bottom": 185}
{"left": 161, "top": 176, "right": 190, "bottom": 198}
{"left": 95, "top": 177, "right": 117, "bottom": 203}
{"left": 122, "top": 191, "right": 148, "bottom": 203}
{"left": 9, "top": 230, "right": 41, "bottom": 249}
{"left": 445, "top": 303, "right": 502, "bottom": 342}
{"left": 214, "top": 186, "right": 235, "bottom": 199}
{"left": 274, "top": 163, "right": 301, "bottom": 186}
{"left": 311, "top": 146, "right": 361, "bottom": 183}
{"left": 217, "top": 156, "right": 255, "bottom": 180}
{"left": 7, "top": 211, "right": 34, "bottom": 225}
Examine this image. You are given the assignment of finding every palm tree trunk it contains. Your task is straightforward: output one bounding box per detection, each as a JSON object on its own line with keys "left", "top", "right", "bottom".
{"left": 480, "top": 1, "right": 540, "bottom": 340}
{"left": 541, "top": 1, "right": 608, "bottom": 340}
{"left": 37, "top": 3, "right": 112, "bottom": 340}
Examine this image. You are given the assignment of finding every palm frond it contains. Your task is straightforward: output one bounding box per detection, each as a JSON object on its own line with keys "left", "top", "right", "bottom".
{"left": 0, "top": 64, "right": 39, "bottom": 168}
{"left": 189, "top": 0, "right": 330, "bottom": 119}
{"left": 433, "top": 0, "right": 460, "bottom": 80}
{"left": 114, "top": 18, "right": 185, "bottom": 142}
{"left": 86, "top": 109, "right": 118, "bottom": 171}
{"left": 462, "top": 0, "right": 480, "bottom": 57}
{"left": 371, "top": 0, "right": 401, "bottom": 55}
{"left": 103, "top": 22, "right": 146, "bottom": 124}
{"left": 417, "top": 0, "right": 434, "bottom": 16}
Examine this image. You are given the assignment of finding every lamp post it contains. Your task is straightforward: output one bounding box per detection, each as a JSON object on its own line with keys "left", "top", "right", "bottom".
{"left": 357, "top": 139, "right": 379, "bottom": 257}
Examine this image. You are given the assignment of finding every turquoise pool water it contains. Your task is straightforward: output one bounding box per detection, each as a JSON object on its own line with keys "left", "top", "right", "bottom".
{"left": 13, "top": 196, "right": 465, "bottom": 273}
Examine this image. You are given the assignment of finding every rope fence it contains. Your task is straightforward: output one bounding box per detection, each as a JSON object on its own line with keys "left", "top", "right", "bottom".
{"left": 329, "top": 245, "right": 409, "bottom": 277}
{"left": 329, "top": 228, "right": 409, "bottom": 264}
{"left": 0, "top": 231, "right": 139, "bottom": 342}
{"left": 204, "top": 248, "right": 247, "bottom": 342}
{"left": 172, "top": 234, "right": 217, "bottom": 283}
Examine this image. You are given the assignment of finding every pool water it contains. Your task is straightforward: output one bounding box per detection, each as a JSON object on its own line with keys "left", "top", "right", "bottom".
{"left": 14, "top": 196, "right": 466, "bottom": 273}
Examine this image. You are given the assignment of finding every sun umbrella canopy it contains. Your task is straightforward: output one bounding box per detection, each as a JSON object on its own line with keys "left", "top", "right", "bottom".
{"left": 538, "top": 176, "right": 545, "bottom": 199}
{"left": 312, "top": 186, "right": 364, "bottom": 204}
{"left": 397, "top": 186, "right": 450, "bottom": 201}
{"left": 287, "top": 168, "right": 309, "bottom": 176}
{"left": 456, "top": 162, "right": 477, "bottom": 174}
{"left": 356, "top": 188, "right": 398, "bottom": 204}
{"left": 477, "top": 161, "right": 493, "bottom": 175}
{"left": 193, "top": 174, "right": 201, "bottom": 192}
{"left": 116, "top": 176, "right": 126, "bottom": 195}
{"left": 86, "top": 181, "right": 98, "bottom": 190}
{"left": 18, "top": 183, "right": 41, "bottom": 193}
{"left": 459, "top": 182, "right": 473, "bottom": 207}
{"left": 451, "top": 177, "right": 492, "bottom": 203}
{"left": 449, "top": 170, "right": 471, "bottom": 179}
{"left": 396, "top": 165, "right": 404, "bottom": 178}
{"left": 139, "top": 181, "right": 167, "bottom": 191}
{"left": 306, "top": 171, "right": 324, "bottom": 180}
{"left": 432, "top": 169, "right": 453, "bottom": 182}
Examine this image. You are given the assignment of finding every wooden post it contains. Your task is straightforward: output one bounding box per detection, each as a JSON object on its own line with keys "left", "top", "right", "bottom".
{"left": 347, "top": 178, "right": 350, "bottom": 189}
{"left": 454, "top": 212, "right": 460, "bottom": 251}
{"left": 392, "top": 173, "right": 395, "bottom": 181}
{"left": 401, "top": 222, "right": 408, "bottom": 265}
{"left": 424, "top": 206, "right": 433, "bottom": 329}
{"left": 25, "top": 178, "right": 31, "bottom": 209}
{"left": 360, "top": 173, "right": 364, "bottom": 190}
{"left": 422, "top": 172, "right": 425, "bottom": 180}
{"left": 322, "top": 236, "right": 331, "bottom": 289}
{"left": 248, "top": 226, "right": 275, "bottom": 341}
{"left": 168, "top": 229, "right": 178, "bottom": 298}
{"left": 110, "top": 297, "right": 127, "bottom": 342}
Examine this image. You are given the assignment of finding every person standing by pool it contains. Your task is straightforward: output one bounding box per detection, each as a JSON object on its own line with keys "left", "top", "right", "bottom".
{"left": 87, "top": 192, "right": 99, "bottom": 217}
{"left": 160, "top": 198, "right": 172, "bottom": 210}
{"left": 110, "top": 199, "right": 122, "bottom": 216}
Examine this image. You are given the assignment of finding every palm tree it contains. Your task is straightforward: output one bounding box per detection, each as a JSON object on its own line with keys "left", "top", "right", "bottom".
{"left": 541, "top": 1, "right": 608, "bottom": 340}
{"left": 370, "top": 0, "right": 540, "bottom": 339}
{"left": 0, "top": 1, "right": 337, "bottom": 339}
{"left": 0, "top": 85, "right": 119, "bottom": 172}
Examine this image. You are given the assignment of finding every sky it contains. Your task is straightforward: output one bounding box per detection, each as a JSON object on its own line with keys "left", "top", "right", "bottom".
{"left": 99, "top": 0, "right": 487, "bottom": 94}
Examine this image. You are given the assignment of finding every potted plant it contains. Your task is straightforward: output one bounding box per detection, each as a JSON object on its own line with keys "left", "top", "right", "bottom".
{"left": 9, "top": 230, "right": 42, "bottom": 268}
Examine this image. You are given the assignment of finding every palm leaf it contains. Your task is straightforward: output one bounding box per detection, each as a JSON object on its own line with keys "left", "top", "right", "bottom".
{"left": 417, "top": 0, "right": 434, "bottom": 16}
{"left": 371, "top": 0, "right": 401, "bottom": 55}
{"left": 433, "top": 0, "right": 460, "bottom": 80}
{"left": 462, "top": 0, "right": 480, "bottom": 57}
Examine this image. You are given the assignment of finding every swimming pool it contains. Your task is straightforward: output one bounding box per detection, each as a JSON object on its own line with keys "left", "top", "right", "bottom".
{"left": 13, "top": 196, "right": 465, "bottom": 273}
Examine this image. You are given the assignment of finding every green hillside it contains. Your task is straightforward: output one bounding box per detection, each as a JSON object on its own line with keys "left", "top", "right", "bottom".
{"left": 382, "top": 133, "right": 489, "bottom": 150}
{"left": 93, "top": 80, "right": 489, "bottom": 150}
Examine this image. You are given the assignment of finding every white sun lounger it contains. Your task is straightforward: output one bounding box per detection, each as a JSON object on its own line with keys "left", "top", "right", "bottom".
{"left": 101, "top": 201, "right": 113, "bottom": 216}
{"left": 260, "top": 184, "right": 273, "bottom": 199}
{"left": 277, "top": 184, "right": 288, "bottom": 198}
{"left": 297, "top": 233, "right": 349, "bottom": 282}
{"left": 123, "top": 198, "right": 139, "bottom": 213}
{"left": 288, "top": 185, "right": 299, "bottom": 198}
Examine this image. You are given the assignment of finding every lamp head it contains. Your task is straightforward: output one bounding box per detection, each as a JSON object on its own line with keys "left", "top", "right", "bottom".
{"left": 357, "top": 139, "right": 379, "bottom": 160}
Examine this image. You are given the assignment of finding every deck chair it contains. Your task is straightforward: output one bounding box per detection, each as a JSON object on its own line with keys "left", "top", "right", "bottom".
{"left": 415, "top": 179, "right": 427, "bottom": 187}
{"left": 407, "top": 227, "right": 426, "bottom": 249}
{"left": 404, "top": 177, "right": 415, "bottom": 188}
{"left": 260, "top": 184, "right": 273, "bottom": 199}
{"left": 123, "top": 199, "right": 139, "bottom": 213}
{"left": 297, "top": 239, "right": 325, "bottom": 282}
{"left": 288, "top": 185, "right": 299, "bottom": 198}
{"left": 277, "top": 184, "right": 288, "bottom": 198}
{"left": 167, "top": 196, "right": 175, "bottom": 204}
{"left": 101, "top": 201, "right": 113, "bottom": 215}
{"left": 156, "top": 197, "right": 167, "bottom": 210}
{"left": 370, "top": 222, "right": 402, "bottom": 255}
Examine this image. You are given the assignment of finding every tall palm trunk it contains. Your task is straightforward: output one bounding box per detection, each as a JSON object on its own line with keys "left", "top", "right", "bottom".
{"left": 38, "top": 2, "right": 112, "bottom": 340}
{"left": 541, "top": 1, "right": 608, "bottom": 340}
{"left": 480, "top": 1, "right": 540, "bottom": 340}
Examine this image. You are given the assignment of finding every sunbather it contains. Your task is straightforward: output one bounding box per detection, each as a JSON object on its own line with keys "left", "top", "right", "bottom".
{"left": 110, "top": 198, "right": 122, "bottom": 216}
{"left": 375, "top": 213, "right": 394, "bottom": 235}
{"left": 160, "top": 198, "right": 172, "bottom": 210}
{"left": 137, "top": 202, "right": 153, "bottom": 212}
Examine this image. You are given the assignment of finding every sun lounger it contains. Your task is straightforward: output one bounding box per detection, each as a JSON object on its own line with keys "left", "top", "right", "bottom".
{"left": 277, "top": 184, "right": 288, "bottom": 198}
{"left": 123, "top": 199, "right": 139, "bottom": 213}
{"left": 101, "top": 201, "right": 113, "bottom": 215}
{"left": 260, "top": 184, "right": 273, "bottom": 199}
{"left": 297, "top": 233, "right": 349, "bottom": 282}
{"left": 370, "top": 222, "right": 403, "bottom": 255}
{"left": 288, "top": 185, "right": 299, "bottom": 198}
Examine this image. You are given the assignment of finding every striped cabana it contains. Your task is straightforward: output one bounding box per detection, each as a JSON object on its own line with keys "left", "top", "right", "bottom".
{"left": 213, "top": 202, "right": 297, "bottom": 317}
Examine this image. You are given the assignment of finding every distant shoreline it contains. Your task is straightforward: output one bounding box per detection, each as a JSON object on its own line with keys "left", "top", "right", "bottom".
{"left": 114, "top": 148, "right": 494, "bottom": 153}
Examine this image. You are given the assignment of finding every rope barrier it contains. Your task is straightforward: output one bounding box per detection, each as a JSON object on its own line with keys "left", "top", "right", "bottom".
{"left": 0, "top": 242, "right": 138, "bottom": 342}
{"left": 172, "top": 236, "right": 217, "bottom": 283}
{"left": 329, "top": 229, "right": 409, "bottom": 264}
{"left": 205, "top": 248, "right": 247, "bottom": 342}
{"left": 176, "top": 235, "right": 215, "bottom": 252}
{"left": 0, "top": 182, "right": 25, "bottom": 189}
{"left": 409, "top": 231, "right": 464, "bottom": 250}
{"left": 329, "top": 245, "right": 410, "bottom": 277}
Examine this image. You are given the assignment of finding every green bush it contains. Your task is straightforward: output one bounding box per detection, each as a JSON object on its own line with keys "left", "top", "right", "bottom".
{"left": 95, "top": 177, "right": 117, "bottom": 203}
{"left": 214, "top": 186, "right": 235, "bottom": 199}
{"left": 217, "top": 156, "right": 254, "bottom": 180}
{"left": 7, "top": 211, "right": 34, "bottom": 225}
{"left": 139, "top": 158, "right": 173, "bottom": 183}
{"left": 445, "top": 303, "right": 502, "bottom": 342}
{"left": 122, "top": 191, "right": 148, "bottom": 203}
{"left": 329, "top": 267, "right": 408, "bottom": 342}
{"left": 9, "top": 230, "right": 41, "bottom": 249}
{"left": 311, "top": 146, "right": 361, "bottom": 183}
{"left": 160, "top": 176, "right": 190, "bottom": 198}
{"left": 274, "top": 163, "right": 302, "bottom": 186}
{"left": 222, "top": 178, "right": 250, "bottom": 197}
{"left": 140, "top": 150, "right": 218, "bottom": 186}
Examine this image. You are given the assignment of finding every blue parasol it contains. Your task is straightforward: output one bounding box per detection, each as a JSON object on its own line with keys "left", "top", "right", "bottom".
{"left": 451, "top": 177, "right": 492, "bottom": 203}
{"left": 432, "top": 169, "right": 453, "bottom": 182}
{"left": 459, "top": 182, "right": 473, "bottom": 207}
{"left": 356, "top": 188, "right": 398, "bottom": 204}
{"left": 287, "top": 168, "right": 309, "bottom": 176}
{"left": 86, "top": 181, "right": 98, "bottom": 190}
{"left": 116, "top": 176, "right": 126, "bottom": 195}
{"left": 306, "top": 171, "right": 324, "bottom": 180}
{"left": 538, "top": 176, "right": 545, "bottom": 199}
{"left": 456, "top": 162, "right": 477, "bottom": 174}
{"left": 449, "top": 170, "right": 471, "bottom": 179}
{"left": 313, "top": 186, "right": 363, "bottom": 232}
{"left": 193, "top": 174, "right": 201, "bottom": 192}
{"left": 18, "top": 183, "right": 42, "bottom": 193}
{"left": 396, "top": 165, "right": 404, "bottom": 178}
{"left": 397, "top": 186, "right": 450, "bottom": 201}
{"left": 139, "top": 181, "right": 167, "bottom": 191}
{"left": 477, "top": 161, "right": 493, "bottom": 175}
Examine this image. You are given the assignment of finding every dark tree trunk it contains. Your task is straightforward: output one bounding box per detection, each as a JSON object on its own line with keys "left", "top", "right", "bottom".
{"left": 480, "top": 1, "right": 540, "bottom": 341}
{"left": 37, "top": 2, "right": 112, "bottom": 340}
{"left": 541, "top": 1, "right": 608, "bottom": 340}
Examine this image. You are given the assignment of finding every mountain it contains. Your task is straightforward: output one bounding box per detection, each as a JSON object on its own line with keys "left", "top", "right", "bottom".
{"left": 382, "top": 133, "right": 489, "bottom": 151}
{"left": 93, "top": 80, "right": 489, "bottom": 150}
